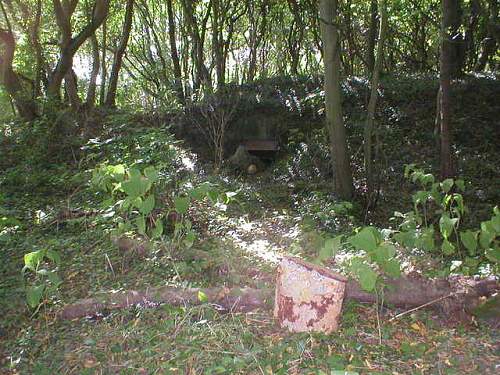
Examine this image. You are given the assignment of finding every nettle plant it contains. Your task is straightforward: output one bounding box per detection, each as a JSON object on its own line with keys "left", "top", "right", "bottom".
{"left": 91, "top": 164, "right": 232, "bottom": 248}
{"left": 22, "top": 248, "right": 62, "bottom": 311}
{"left": 318, "top": 227, "right": 401, "bottom": 292}
{"left": 392, "top": 165, "right": 499, "bottom": 273}
{"left": 91, "top": 164, "right": 165, "bottom": 238}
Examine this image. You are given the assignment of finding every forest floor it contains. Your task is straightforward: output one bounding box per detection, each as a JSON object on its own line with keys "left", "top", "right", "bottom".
{"left": 1, "top": 158, "right": 499, "bottom": 374}
{"left": 1, "top": 76, "right": 499, "bottom": 374}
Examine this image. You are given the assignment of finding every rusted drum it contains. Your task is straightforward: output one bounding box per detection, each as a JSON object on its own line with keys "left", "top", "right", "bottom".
{"left": 274, "top": 256, "right": 347, "bottom": 333}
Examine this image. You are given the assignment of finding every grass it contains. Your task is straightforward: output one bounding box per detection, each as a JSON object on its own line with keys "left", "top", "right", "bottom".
{"left": 1, "top": 166, "right": 498, "bottom": 374}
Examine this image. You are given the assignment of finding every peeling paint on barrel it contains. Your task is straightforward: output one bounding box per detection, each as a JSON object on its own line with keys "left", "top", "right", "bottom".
{"left": 274, "top": 256, "right": 347, "bottom": 333}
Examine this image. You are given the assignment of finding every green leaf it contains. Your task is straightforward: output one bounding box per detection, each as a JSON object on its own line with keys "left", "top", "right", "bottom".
{"left": 189, "top": 187, "right": 205, "bottom": 200}
{"left": 135, "top": 216, "right": 146, "bottom": 235}
{"left": 455, "top": 179, "right": 465, "bottom": 192}
{"left": 460, "top": 230, "right": 478, "bottom": 255}
{"left": 26, "top": 284, "right": 45, "bottom": 308}
{"left": 110, "top": 164, "right": 125, "bottom": 181}
{"left": 412, "top": 190, "right": 431, "bottom": 205}
{"left": 491, "top": 214, "right": 500, "bottom": 233}
{"left": 318, "top": 236, "right": 342, "bottom": 262}
{"left": 206, "top": 190, "right": 219, "bottom": 204}
{"left": 143, "top": 166, "right": 159, "bottom": 182}
{"left": 381, "top": 258, "right": 401, "bottom": 278}
{"left": 132, "top": 196, "right": 143, "bottom": 209}
{"left": 46, "top": 271, "right": 62, "bottom": 289}
{"left": 440, "top": 178, "right": 454, "bottom": 193}
{"left": 140, "top": 194, "right": 155, "bottom": 215}
{"left": 416, "top": 227, "right": 435, "bottom": 252}
{"left": 351, "top": 259, "right": 378, "bottom": 292}
{"left": 174, "top": 196, "right": 190, "bottom": 214}
{"left": 45, "top": 249, "right": 61, "bottom": 265}
{"left": 198, "top": 290, "right": 208, "bottom": 303}
{"left": 442, "top": 239, "right": 455, "bottom": 255}
{"left": 122, "top": 177, "right": 143, "bottom": 198}
{"left": 439, "top": 214, "right": 456, "bottom": 239}
{"left": 372, "top": 243, "right": 396, "bottom": 265}
{"left": 479, "top": 228, "right": 494, "bottom": 249}
{"left": 128, "top": 168, "right": 141, "bottom": 179}
{"left": 484, "top": 248, "right": 500, "bottom": 263}
{"left": 422, "top": 173, "right": 435, "bottom": 186}
{"left": 349, "top": 228, "right": 378, "bottom": 252}
{"left": 394, "top": 230, "right": 416, "bottom": 248}
{"left": 151, "top": 218, "right": 164, "bottom": 239}
{"left": 183, "top": 231, "right": 196, "bottom": 248}
{"left": 24, "top": 250, "right": 44, "bottom": 272}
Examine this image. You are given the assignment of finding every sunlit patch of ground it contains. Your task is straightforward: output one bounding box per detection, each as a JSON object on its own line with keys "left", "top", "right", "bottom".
{"left": 223, "top": 209, "right": 304, "bottom": 265}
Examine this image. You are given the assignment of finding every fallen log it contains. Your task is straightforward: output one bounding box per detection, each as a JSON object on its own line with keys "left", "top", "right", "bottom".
{"left": 60, "top": 274, "right": 498, "bottom": 321}
{"left": 60, "top": 286, "right": 274, "bottom": 320}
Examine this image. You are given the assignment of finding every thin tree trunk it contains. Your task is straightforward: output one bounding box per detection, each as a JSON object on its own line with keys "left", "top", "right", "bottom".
{"left": 474, "top": 0, "right": 499, "bottom": 71}
{"left": 320, "top": 0, "right": 354, "bottom": 200}
{"left": 166, "top": 0, "right": 184, "bottom": 103}
{"left": 86, "top": 34, "right": 100, "bottom": 107}
{"left": 99, "top": 20, "right": 107, "bottom": 105}
{"left": 211, "top": 0, "right": 225, "bottom": 89}
{"left": 180, "top": 0, "right": 213, "bottom": 92}
{"left": 364, "top": 0, "right": 387, "bottom": 197}
{"left": 366, "top": 0, "right": 378, "bottom": 74}
{"left": 31, "top": 0, "right": 44, "bottom": 98}
{"left": 439, "top": 0, "right": 455, "bottom": 178}
{"left": 105, "top": 0, "right": 134, "bottom": 107}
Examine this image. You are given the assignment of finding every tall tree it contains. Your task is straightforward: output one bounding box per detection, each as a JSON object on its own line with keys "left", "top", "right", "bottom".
{"left": 366, "top": 0, "right": 378, "bottom": 74}
{"left": 166, "top": 0, "right": 184, "bottom": 102}
{"left": 180, "top": 0, "right": 213, "bottom": 92}
{"left": 319, "top": 0, "right": 354, "bottom": 199}
{"left": 364, "top": 0, "right": 388, "bottom": 197}
{"left": 99, "top": 18, "right": 107, "bottom": 105}
{"left": 474, "top": 0, "right": 499, "bottom": 71}
{"left": 105, "top": 0, "right": 134, "bottom": 107}
{"left": 48, "top": 0, "right": 110, "bottom": 99}
{"left": 0, "top": 28, "right": 38, "bottom": 119}
{"left": 86, "top": 34, "right": 100, "bottom": 108}
{"left": 439, "top": 0, "right": 455, "bottom": 178}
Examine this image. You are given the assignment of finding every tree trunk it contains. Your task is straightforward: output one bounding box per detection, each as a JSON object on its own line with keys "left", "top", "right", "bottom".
{"left": 99, "top": 20, "right": 107, "bottom": 105}
{"left": 474, "top": 0, "right": 499, "bottom": 71}
{"left": 366, "top": 0, "right": 378, "bottom": 74}
{"left": 320, "top": 0, "right": 354, "bottom": 200}
{"left": 0, "top": 30, "right": 37, "bottom": 120}
{"left": 212, "top": 0, "right": 225, "bottom": 89}
{"left": 31, "top": 0, "right": 44, "bottom": 98}
{"left": 86, "top": 34, "right": 100, "bottom": 108}
{"left": 181, "top": 0, "right": 213, "bottom": 92}
{"left": 448, "top": 0, "right": 465, "bottom": 77}
{"left": 246, "top": 0, "right": 268, "bottom": 82}
{"left": 166, "top": 0, "right": 184, "bottom": 103}
{"left": 48, "top": 0, "right": 110, "bottom": 99}
{"left": 105, "top": 0, "right": 134, "bottom": 107}
{"left": 439, "top": 0, "right": 455, "bottom": 179}
{"left": 65, "top": 69, "right": 81, "bottom": 109}
{"left": 60, "top": 275, "right": 498, "bottom": 321}
{"left": 364, "top": 0, "right": 387, "bottom": 197}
